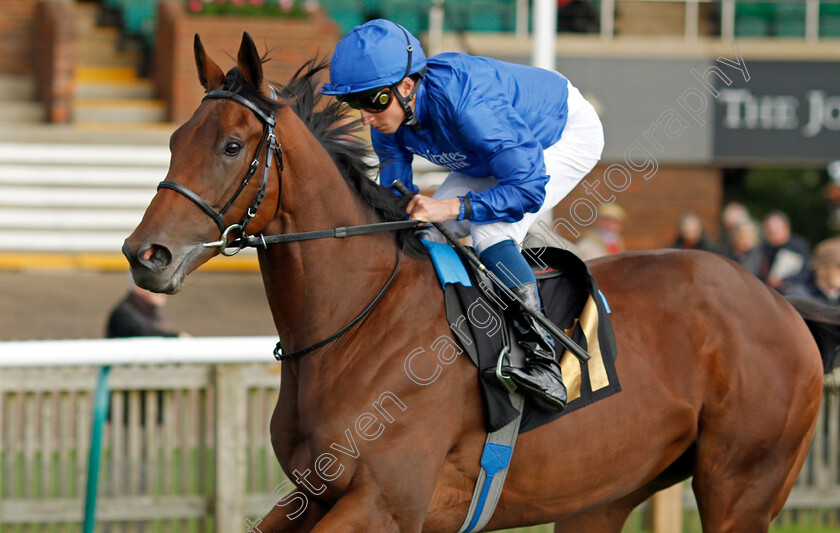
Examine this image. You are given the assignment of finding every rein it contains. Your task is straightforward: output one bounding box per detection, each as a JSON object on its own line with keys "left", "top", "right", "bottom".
{"left": 164, "top": 86, "right": 418, "bottom": 359}
{"left": 273, "top": 242, "right": 405, "bottom": 360}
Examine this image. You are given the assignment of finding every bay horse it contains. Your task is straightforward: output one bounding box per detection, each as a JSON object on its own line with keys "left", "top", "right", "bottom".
{"left": 124, "top": 32, "right": 838, "bottom": 532}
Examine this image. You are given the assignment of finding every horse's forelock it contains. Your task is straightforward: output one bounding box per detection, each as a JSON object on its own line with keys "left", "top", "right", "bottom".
{"left": 221, "top": 67, "right": 282, "bottom": 115}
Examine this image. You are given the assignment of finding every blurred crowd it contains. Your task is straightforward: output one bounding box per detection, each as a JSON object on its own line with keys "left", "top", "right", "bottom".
{"left": 574, "top": 201, "right": 840, "bottom": 306}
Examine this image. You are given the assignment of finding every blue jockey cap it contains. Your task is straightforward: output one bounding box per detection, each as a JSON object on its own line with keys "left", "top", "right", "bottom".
{"left": 321, "top": 19, "right": 427, "bottom": 95}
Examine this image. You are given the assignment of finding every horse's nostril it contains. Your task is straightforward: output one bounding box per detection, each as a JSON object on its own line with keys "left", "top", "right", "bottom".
{"left": 139, "top": 244, "right": 172, "bottom": 270}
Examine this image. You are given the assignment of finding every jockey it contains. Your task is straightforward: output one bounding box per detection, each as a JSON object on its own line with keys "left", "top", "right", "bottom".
{"left": 321, "top": 19, "right": 604, "bottom": 412}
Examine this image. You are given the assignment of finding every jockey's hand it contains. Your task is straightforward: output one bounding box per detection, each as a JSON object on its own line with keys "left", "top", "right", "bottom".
{"left": 406, "top": 195, "right": 462, "bottom": 223}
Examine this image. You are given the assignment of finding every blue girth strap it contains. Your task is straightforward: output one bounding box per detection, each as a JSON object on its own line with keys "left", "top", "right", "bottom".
{"left": 457, "top": 393, "right": 525, "bottom": 533}
{"left": 419, "top": 239, "right": 525, "bottom": 533}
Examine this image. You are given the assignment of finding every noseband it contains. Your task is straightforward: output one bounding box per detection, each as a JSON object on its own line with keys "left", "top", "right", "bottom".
{"left": 157, "top": 88, "right": 283, "bottom": 256}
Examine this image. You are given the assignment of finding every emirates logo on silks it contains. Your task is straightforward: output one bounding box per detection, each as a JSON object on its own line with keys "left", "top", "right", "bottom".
{"left": 409, "top": 148, "right": 470, "bottom": 171}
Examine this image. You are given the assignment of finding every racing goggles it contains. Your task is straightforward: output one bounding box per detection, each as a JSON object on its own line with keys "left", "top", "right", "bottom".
{"left": 338, "top": 87, "right": 395, "bottom": 113}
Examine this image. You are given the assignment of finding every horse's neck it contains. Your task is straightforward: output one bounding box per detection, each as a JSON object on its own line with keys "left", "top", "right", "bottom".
{"left": 260, "top": 108, "right": 400, "bottom": 354}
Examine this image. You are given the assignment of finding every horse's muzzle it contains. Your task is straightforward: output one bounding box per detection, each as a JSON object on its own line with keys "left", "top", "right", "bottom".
{"left": 122, "top": 239, "right": 183, "bottom": 294}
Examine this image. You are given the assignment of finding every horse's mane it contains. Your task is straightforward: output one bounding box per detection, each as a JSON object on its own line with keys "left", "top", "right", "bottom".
{"left": 221, "top": 60, "right": 425, "bottom": 258}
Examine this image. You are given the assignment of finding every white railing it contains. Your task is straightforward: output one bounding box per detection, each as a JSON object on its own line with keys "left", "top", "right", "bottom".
{"left": 0, "top": 336, "right": 276, "bottom": 367}
{"left": 0, "top": 337, "right": 283, "bottom": 532}
{"left": 3, "top": 338, "right": 840, "bottom": 531}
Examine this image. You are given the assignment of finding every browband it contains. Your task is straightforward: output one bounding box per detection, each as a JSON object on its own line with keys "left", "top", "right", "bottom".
{"left": 203, "top": 90, "right": 276, "bottom": 127}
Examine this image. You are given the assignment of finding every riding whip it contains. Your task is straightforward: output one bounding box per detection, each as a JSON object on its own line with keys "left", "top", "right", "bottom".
{"left": 392, "top": 180, "right": 590, "bottom": 363}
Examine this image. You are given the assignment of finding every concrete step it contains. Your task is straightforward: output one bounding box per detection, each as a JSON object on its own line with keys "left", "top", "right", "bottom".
{"left": 76, "top": 27, "right": 122, "bottom": 46}
{"left": 0, "top": 230, "right": 135, "bottom": 253}
{"left": 0, "top": 123, "right": 175, "bottom": 144}
{"left": 0, "top": 76, "right": 35, "bottom": 101}
{"left": 75, "top": 65, "right": 139, "bottom": 83}
{"left": 76, "top": 37, "right": 143, "bottom": 58}
{"left": 0, "top": 143, "right": 170, "bottom": 166}
{"left": 75, "top": 79, "right": 155, "bottom": 100}
{"left": 74, "top": 98, "right": 166, "bottom": 123}
{"left": 0, "top": 164, "right": 164, "bottom": 187}
{"left": 0, "top": 208, "right": 146, "bottom": 231}
{"left": 0, "top": 185, "right": 156, "bottom": 209}
{"left": 73, "top": 3, "right": 99, "bottom": 33}
{"left": 76, "top": 49, "right": 140, "bottom": 69}
{"left": 0, "top": 102, "right": 42, "bottom": 122}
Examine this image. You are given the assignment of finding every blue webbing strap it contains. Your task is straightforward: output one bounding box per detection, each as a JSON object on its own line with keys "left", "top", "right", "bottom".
{"left": 421, "top": 237, "right": 524, "bottom": 532}
{"left": 457, "top": 391, "right": 525, "bottom": 533}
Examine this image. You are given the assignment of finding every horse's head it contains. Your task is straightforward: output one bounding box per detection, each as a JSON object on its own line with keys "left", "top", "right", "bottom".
{"left": 123, "top": 32, "right": 282, "bottom": 293}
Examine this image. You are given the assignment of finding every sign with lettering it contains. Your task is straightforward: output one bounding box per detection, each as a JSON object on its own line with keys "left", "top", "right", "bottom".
{"left": 713, "top": 61, "right": 840, "bottom": 163}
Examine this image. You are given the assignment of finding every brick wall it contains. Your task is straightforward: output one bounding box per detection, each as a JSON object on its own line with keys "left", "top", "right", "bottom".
{"left": 154, "top": 1, "right": 341, "bottom": 124}
{"left": 549, "top": 165, "right": 723, "bottom": 252}
{"left": 0, "top": 0, "right": 38, "bottom": 75}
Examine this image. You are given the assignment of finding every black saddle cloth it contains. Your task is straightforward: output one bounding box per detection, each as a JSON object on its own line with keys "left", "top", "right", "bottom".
{"left": 445, "top": 247, "right": 621, "bottom": 434}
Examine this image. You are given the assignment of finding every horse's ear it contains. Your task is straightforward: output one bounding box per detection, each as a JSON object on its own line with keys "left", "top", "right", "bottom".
{"left": 237, "top": 32, "right": 264, "bottom": 90}
{"left": 194, "top": 34, "right": 224, "bottom": 91}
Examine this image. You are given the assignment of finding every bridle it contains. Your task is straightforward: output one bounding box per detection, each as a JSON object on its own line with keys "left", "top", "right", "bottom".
{"left": 157, "top": 86, "right": 419, "bottom": 359}
{"left": 157, "top": 87, "right": 283, "bottom": 257}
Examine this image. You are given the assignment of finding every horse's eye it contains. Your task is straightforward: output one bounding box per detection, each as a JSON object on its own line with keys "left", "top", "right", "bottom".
{"left": 224, "top": 142, "right": 241, "bottom": 156}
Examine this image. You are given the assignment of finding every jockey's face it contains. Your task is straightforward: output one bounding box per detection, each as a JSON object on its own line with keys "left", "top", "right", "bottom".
{"left": 360, "top": 77, "right": 414, "bottom": 135}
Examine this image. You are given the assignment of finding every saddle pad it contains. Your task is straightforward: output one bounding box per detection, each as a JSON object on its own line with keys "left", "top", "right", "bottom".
{"left": 421, "top": 239, "right": 472, "bottom": 289}
{"left": 436, "top": 245, "right": 622, "bottom": 434}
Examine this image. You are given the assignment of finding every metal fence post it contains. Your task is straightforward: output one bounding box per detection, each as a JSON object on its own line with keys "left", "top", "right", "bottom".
{"left": 215, "top": 364, "right": 247, "bottom": 533}
{"left": 83, "top": 365, "right": 111, "bottom": 533}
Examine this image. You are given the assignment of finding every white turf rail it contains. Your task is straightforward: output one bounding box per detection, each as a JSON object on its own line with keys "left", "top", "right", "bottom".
{"left": 0, "top": 336, "right": 278, "bottom": 367}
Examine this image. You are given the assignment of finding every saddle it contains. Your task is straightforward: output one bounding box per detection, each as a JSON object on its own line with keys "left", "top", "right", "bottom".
{"left": 424, "top": 242, "right": 622, "bottom": 434}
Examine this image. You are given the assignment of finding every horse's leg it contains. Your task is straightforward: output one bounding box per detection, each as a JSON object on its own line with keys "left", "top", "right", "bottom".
{"left": 552, "top": 485, "right": 654, "bottom": 533}
{"left": 308, "top": 485, "right": 416, "bottom": 533}
{"left": 248, "top": 497, "right": 329, "bottom": 533}
{"left": 691, "top": 418, "right": 816, "bottom": 533}
{"left": 690, "top": 318, "right": 822, "bottom": 532}
{"left": 552, "top": 501, "right": 635, "bottom": 533}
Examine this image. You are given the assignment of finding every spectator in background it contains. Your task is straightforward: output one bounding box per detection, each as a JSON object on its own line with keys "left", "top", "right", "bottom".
{"left": 105, "top": 278, "right": 185, "bottom": 432}
{"left": 789, "top": 237, "right": 840, "bottom": 305}
{"left": 758, "top": 210, "right": 810, "bottom": 293}
{"left": 576, "top": 203, "right": 626, "bottom": 260}
{"left": 671, "top": 212, "right": 717, "bottom": 252}
{"left": 720, "top": 201, "right": 752, "bottom": 256}
{"left": 726, "top": 219, "right": 762, "bottom": 276}
{"left": 106, "top": 279, "right": 182, "bottom": 338}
